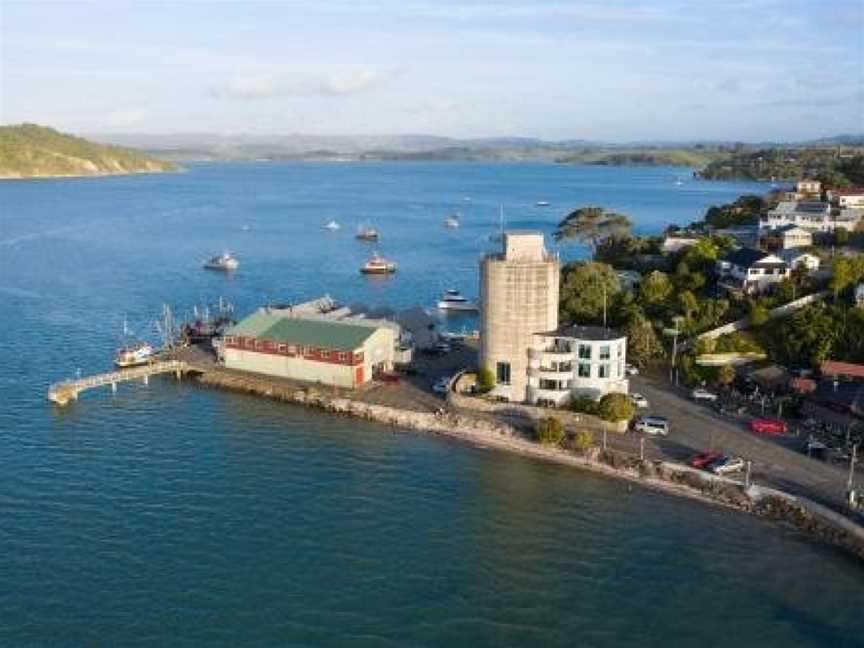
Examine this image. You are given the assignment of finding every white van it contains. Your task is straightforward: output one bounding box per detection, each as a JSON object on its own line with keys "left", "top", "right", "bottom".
{"left": 633, "top": 416, "right": 670, "bottom": 436}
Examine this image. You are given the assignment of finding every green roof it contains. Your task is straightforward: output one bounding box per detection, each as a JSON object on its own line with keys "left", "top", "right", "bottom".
{"left": 228, "top": 312, "right": 376, "bottom": 351}
{"left": 226, "top": 310, "right": 280, "bottom": 338}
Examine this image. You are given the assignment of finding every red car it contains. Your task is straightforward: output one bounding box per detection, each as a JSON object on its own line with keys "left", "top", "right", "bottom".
{"left": 750, "top": 418, "right": 788, "bottom": 435}
{"left": 690, "top": 451, "right": 724, "bottom": 470}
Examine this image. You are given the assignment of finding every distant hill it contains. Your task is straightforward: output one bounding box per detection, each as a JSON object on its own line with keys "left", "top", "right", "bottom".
{"left": 0, "top": 124, "right": 178, "bottom": 179}
{"left": 698, "top": 146, "right": 864, "bottom": 184}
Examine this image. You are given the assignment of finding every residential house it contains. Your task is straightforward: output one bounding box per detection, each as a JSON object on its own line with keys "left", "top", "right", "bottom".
{"left": 775, "top": 224, "right": 812, "bottom": 249}
{"left": 716, "top": 248, "right": 789, "bottom": 294}
{"left": 661, "top": 236, "right": 700, "bottom": 253}
{"left": 796, "top": 179, "right": 822, "bottom": 197}
{"left": 760, "top": 201, "right": 832, "bottom": 232}
{"left": 778, "top": 249, "right": 820, "bottom": 273}
{"left": 828, "top": 188, "right": 864, "bottom": 209}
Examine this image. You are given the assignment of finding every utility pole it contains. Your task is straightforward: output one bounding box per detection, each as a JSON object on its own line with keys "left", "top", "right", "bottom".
{"left": 639, "top": 437, "right": 645, "bottom": 462}
{"left": 847, "top": 443, "right": 858, "bottom": 494}
{"left": 745, "top": 460, "right": 752, "bottom": 489}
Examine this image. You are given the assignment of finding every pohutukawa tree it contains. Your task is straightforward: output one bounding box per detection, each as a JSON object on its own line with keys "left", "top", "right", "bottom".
{"left": 554, "top": 207, "right": 632, "bottom": 257}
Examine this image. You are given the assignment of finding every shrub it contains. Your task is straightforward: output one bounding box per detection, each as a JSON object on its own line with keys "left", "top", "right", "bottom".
{"left": 568, "top": 395, "right": 598, "bottom": 415}
{"left": 568, "top": 429, "right": 595, "bottom": 453}
{"left": 476, "top": 366, "right": 495, "bottom": 393}
{"left": 597, "top": 392, "right": 635, "bottom": 422}
{"left": 535, "top": 416, "right": 565, "bottom": 445}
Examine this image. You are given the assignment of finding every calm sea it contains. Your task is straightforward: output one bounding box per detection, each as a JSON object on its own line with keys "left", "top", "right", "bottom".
{"left": 1, "top": 163, "right": 862, "bottom": 647}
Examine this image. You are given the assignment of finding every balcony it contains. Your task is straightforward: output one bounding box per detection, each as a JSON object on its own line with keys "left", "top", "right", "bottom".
{"left": 527, "top": 385, "right": 570, "bottom": 406}
{"left": 528, "top": 365, "right": 573, "bottom": 379}
{"left": 529, "top": 347, "right": 573, "bottom": 363}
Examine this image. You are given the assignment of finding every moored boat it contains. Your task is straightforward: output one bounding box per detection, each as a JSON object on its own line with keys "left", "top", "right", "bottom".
{"left": 535, "top": 200, "right": 550, "bottom": 207}
{"left": 203, "top": 252, "right": 239, "bottom": 271}
{"left": 323, "top": 219, "right": 340, "bottom": 231}
{"left": 115, "top": 341, "right": 154, "bottom": 368}
{"left": 360, "top": 253, "right": 397, "bottom": 275}
{"left": 356, "top": 225, "right": 379, "bottom": 241}
{"left": 437, "top": 289, "right": 478, "bottom": 312}
{"left": 443, "top": 213, "right": 460, "bottom": 228}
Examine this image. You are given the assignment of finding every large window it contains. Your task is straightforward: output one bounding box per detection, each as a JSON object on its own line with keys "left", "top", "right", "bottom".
{"left": 578, "top": 363, "right": 591, "bottom": 378}
{"left": 599, "top": 345, "right": 610, "bottom": 360}
{"left": 598, "top": 364, "right": 610, "bottom": 378}
{"left": 578, "top": 344, "right": 592, "bottom": 360}
{"left": 496, "top": 362, "right": 511, "bottom": 385}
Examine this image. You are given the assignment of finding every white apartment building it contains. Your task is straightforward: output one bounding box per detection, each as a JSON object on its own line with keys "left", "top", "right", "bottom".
{"left": 828, "top": 188, "right": 864, "bottom": 209}
{"left": 480, "top": 232, "right": 560, "bottom": 402}
{"left": 527, "top": 326, "right": 629, "bottom": 406}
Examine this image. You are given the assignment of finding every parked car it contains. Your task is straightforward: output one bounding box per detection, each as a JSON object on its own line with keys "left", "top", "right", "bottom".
{"left": 432, "top": 377, "right": 451, "bottom": 394}
{"left": 690, "top": 451, "right": 724, "bottom": 470}
{"left": 630, "top": 393, "right": 649, "bottom": 408}
{"left": 750, "top": 418, "right": 788, "bottom": 435}
{"left": 625, "top": 364, "right": 639, "bottom": 376}
{"left": 633, "top": 416, "right": 670, "bottom": 436}
{"left": 691, "top": 388, "right": 719, "bottom": 402}
{"left": 710, "top": 456, "right": 745, "bottom": 475}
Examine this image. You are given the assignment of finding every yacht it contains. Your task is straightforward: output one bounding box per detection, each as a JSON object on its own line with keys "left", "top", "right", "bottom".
{"left": 203, "top": 252, "right": 239, "bottom": 271}
{"left": 360, "top": 253, "right": 397, "bottom": 275}
{"left": 323, "top": 219, "right": 340, "bottom": 231}
{"left": 443, "top": 213, "right": 460, "bottom": 228}
{"left": 115, "top": 341, "right": 155, "bottom": 368}
{"left": 535, "top": 200, "right": 550, "bottom": 207}
{"left": 356, "top": 226, "right": 380, "bottom": 241}
{"left": 437, "top": 289, "right": 478, "bottom": 312}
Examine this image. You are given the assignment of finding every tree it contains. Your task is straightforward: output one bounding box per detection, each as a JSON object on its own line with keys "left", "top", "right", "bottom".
{"left": 536, "top": 416, "right": 566, "bottom": 445}
{"left": 597, "top": 393, "right": 635, "bottom": 422}
{"left": 748, "top": 301, "right": 770, "bottom": 327}
{"left": 678, "top": 290, "right": 700, "bottom": 322}
{"left": 829, "top": 256, "right": 864, "bottom": 298}
{"left": 476, "top": 366, "right": 495, "bottom": 393}
{"left": 559, "top": 261, "right": 621, "bottom": 325}
{"left": 554, "top": 207, "right": 632, "bottom": 256}
{"left": 718, "top": 363, "right": 736, "bottom": 387}
{"left": 624, "top": 315, "right": 665, "bottom": 366}
{"left": 639, "top": 270, "right": 673, "bottom": 305}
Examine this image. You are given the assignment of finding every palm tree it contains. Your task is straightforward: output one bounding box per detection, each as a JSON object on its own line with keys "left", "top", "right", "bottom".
{"left": 554, "top": 206, "right": 632, "bottom": 256}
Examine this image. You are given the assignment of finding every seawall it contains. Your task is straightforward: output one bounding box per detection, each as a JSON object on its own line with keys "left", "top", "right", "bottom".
{"left": 193, "top": 367, "right": 864, "bottom": 562}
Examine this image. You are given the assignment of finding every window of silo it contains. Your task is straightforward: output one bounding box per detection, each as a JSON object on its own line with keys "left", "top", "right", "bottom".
{"left": 496, "top": 362, "right": 511, "bottom": 385}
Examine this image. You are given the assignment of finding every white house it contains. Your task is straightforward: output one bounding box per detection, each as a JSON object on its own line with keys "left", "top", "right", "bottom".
{"left": 661, "top": 236, "right": 700, "bottom": 253}
{"left": 761, "top": 201, "right": 832, "bottom": 232}
{"left": 716, "top": 248, "right": 790, "bottom": 294}
{"left": 828, "top": 188, "right": 864, "bottom": 209}
{"left": 778, "top": 249, "right": 821, "bottom": 273}
{"left": 796, "top": 179, "right": 822, "bottom": 197}
{"left": 526, "top": 325, "right": 628, "bottom": 406}
{"left": 775, "top": 224, "right": 813, "bottom": 249}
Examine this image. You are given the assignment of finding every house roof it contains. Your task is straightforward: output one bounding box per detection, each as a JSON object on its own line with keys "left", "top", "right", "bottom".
{"left": 831, "top": 188, "right": 864, "bottom": 196}
{"left": 776, "top": 224, "right": 811, "bottom": 235}
{"left": 821, "top": 360, "right": 864, "bottom": 379}
{"left": 778, "top": 249, "right": 818, "bottom": 263}
{"left": 538, "top": 324, "right": 624, "bottom": 341}
{"left": 722, "top": 247, "right": 771, "bottom": 267}
{"left": 227, "top": 310, "right": 377, "bottom": 350}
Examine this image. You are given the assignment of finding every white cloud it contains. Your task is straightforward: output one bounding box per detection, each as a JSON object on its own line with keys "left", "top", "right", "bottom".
{"left": 208, "top": 68, "right": 400, "bottom": 100}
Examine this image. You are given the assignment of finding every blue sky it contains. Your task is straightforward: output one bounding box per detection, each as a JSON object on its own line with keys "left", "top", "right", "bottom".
{"left": 1, "top": 0, "right": 861, "bottom": 141}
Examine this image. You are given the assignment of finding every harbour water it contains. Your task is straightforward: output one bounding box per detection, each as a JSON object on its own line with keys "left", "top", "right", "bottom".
{"left": 2, "top": 163, "right": 863, "bottom": 646}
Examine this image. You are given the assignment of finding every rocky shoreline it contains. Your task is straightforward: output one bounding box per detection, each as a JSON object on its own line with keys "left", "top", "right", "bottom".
{"left": 193, "top": 367, "right": 864, "bottom": 562}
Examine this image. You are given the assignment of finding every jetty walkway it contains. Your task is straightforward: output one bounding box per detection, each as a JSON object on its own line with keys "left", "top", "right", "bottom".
{"left": 47, "top": 360, "right": 189, "bottom": 406}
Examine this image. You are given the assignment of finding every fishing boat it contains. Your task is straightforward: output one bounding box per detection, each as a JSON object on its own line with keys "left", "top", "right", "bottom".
{"left": 535, "top": 200, "right": 550, "bottom": 207}
{"left": 114, "top": 319, "right": 155, "bottom": 368}
{"left": 437, "top": 289, "right": 478, "bottom": 312}
{"left": 360, "top": 253, "right": 397, "bottom": 275}
{"left": 203, "top": 252, "right": 239, "bottom": 271}
{"left": 323, "top": 219, "right": 340, "bottom": 231}
{"left": 443, "top": 213, "right": 460, "bottom": 228}
{"left": 356, "top": 225, "right": 379, "bottom": 241}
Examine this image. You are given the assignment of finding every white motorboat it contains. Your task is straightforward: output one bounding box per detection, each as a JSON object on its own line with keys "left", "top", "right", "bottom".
{"left": 535, "top": 200, "right": 550, "bottom": 207}
{"left": 443, "top": 213, "right": 460, "bottom": 228}
{"left": 360, "top": 252, "right": 397, "bottom": 274}
{"left": 437, "top": 289, "right": 478, "bottom": 312}
{"left": 323, "top": 219, "right": 341, "bottom": 231}
{"left": 203, "top": 252, "right": 239, "bottom": 271}
{"left": 115, "top": 341, "right": 155, "bottom": 368}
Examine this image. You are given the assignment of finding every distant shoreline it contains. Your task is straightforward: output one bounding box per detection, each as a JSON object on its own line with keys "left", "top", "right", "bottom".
{"left": 0, "top": 167, "right": 182, "bottom": 181}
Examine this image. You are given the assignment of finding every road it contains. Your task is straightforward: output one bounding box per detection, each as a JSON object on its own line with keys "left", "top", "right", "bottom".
{"left": 629, "top": 373, "right": 858, "bottom": 511}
